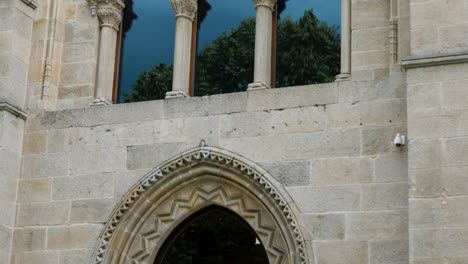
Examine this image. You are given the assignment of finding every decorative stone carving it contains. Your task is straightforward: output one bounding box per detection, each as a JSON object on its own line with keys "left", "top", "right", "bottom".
{"left": 20, "top": 0, "right": 37, "bottom": 9}
{"left": 252, "top": 0, "right": 276, "bottom": 11}
{"left": 170, "top": 0, "right": 198, "bottom": 21}
{"left": 92, "top": 146, "right": 312, "bottom": 264}
{"left": 87, "top": 0, "right": 125, "bottom": 30}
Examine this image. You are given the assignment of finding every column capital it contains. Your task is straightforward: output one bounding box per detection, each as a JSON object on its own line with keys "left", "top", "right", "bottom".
{"left": 171, "top": 0, "right": 198, "bottom": 21}
{"left": 252, "top": 0, "right": 277, "bottom": 11}
{"left": 87, "top": 0, "right": 125, "bottom": 30}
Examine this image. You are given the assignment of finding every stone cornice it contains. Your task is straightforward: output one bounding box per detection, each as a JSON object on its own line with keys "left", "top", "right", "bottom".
{"left": 87, "top": 0, "right": 125, "bottom": 30}
{"left": 20, "top": 0, "right": 37, "bottom": 9}
{"left": 0, "top": 102, "right": 28, "bottom": 120}
{"left": 253, "top": 0, "right": 277, "bottom": 11}
{"left": 171, "top": 0, "right": 198, "bottom": 21}
{"left": 402, "top": 52, "right": 468, "bottom": 69}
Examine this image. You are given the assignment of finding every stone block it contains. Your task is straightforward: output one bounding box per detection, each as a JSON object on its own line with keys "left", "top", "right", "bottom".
{"left": 441, "top": 166, "right": 468, "bottom": 196}
{"left": 126, "top": 143, "right": 188, "bottom": 170}
{"left": 409, "top": 198, "right": 446, "bottom": 229}
{"left": 442, "top": 137, "right": 468, "bottom": 166}
{"left": 0, "top": 225, "right": 12, "bottom": 256}
{"left": 369, "top": 240, "right": 409, "bottom": 264}
{"left": 47, "top": 224, "right": 102, "bottom": 250}
{"left": 352, "top": 50, "right": 389, "bottom": 71}
{"left": 410, "top": 28, "right": 439, "bottom": 57}
{"left": 411, "top": 228, "right": 468, "bottom": 259}
{"left": 346, "top": 210, "right": 408, "bottom": 240}
{"left": 361, "top": 183, "right": 408, "bottom": 210}
{"left": 310, "top": 157, "right": 373, "bottom": 186}
{"left": 59, "top": 62, "right": 95, "bottom": 87}
{"left": 246, "top": 83, "right": 338, "bottom": 112}
{"left": 441, "top": 80, "right": 468, "bottom": 110}
{"left": 46, "top": 129, "right": 70, "bottom": 153}
{"left": 70, "top": 146, "right": 125, "bottom": 175}
{"left": 17, "top": 202, "right": 69, "bottom": 226}
{"left": 52, "top": 173, "right": 113, "bottom": 200}
{"left": 361, "top": 126, "right": 407, "bottom": 156}
{"left": 70, "top": 198, "right": 114, "bottom": 223}
{"left": 314, "top": 240, "right": 368, "bottom": 264}
{"left": 12, "top": 228, "right": 46, "bottom": 252}
{"left": 408, "top": 140, "right": 442, "bottom": 169}
{"left": 407, "top": 83, "right": 441, "bottom": 117}
{"left": 352, "top": 27, "right": 389, "bottom": 52}
{"left": 0, "top": 201, "right": 16, "bottom": 226}
{"left": 304, "top": 213, "right": 345, "bottom": 240}
{"left": 447, "top": 196, "right": 468, "bottom": 227}
{"left": 17, "top": 178, "right": 51, "bottom": 203}
{"left": 21, "top": 153, "right": 69, "bottom": 178}
{"left": 374, "top": 152, "right": 408, "bottom": 183}
{"left": 14, "top": 251, "right": 59, "bottom": 264}
{"left": 59, "top": 249, "right": 93, "bottom": 264}
{"left": 260, "top": 160, "right": 310, "bottom": 186}
{"left": 184, "top": 115, "right": 220, "bottom": 146}
{"left": 352, "top": 0, "right": 389, "bottom": 29}
{"left": 286, "top": 185, "right": 361, "bottom": 213}
{"left": 409, "top": 168, "right": 442, "bottom": 198}
{"left": 62, "top": 42, "right": 96, "bottom": 63}
{"left": 221, "top": 129, "right": 361, "bottom": 162}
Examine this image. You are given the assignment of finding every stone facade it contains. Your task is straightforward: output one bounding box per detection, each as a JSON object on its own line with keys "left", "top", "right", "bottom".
{"left": 0, "top": 0, "right": 467, "bottom": 264}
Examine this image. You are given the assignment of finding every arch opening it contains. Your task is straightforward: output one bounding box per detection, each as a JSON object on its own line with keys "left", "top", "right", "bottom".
{"left": 154, "top": 205, "right": 269, "bottom": 264}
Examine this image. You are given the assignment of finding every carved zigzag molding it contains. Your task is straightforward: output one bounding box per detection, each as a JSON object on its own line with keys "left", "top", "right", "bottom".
{"left": 92, "top": 147, "right": 308, "bottom": 264}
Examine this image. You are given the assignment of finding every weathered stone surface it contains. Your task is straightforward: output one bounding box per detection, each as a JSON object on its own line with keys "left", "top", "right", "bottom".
{"left": 14, "top": 251, "right": 59, "bottom": 264}
{"left": 59, "top": 249, "right": 93, "bottom": 264}
{"left": 126, "top": 143, "right": 188, "bottom": 170}
{"left": 21, "top": 153, "right": 69, "bottom": 178}
{"left": 310, "top": 157, "right": 373, "bottom": 186}
{"left": 12, "top": 228, "right": 46, "bottom": 252}
{"left": 52, "top": 173, "right": 114, "bottom": 200}
{"left": 260, "top": 160, "right": 310, "bottom": 186}
{"left": 361, "top": 183, "right": 408, "bottom": 210}
{"left": 409, "top": 198, "right": 446, "bottom": 229}
{"left": 374, "top": 152, "right": 408, "bottom": 183}
{"left": 70, "top": 198, "right": 114, "bottom": 223}
{"left": 287, "top": 186, "right": 361, "bottom": 213}
{"left": 17, "top": 178, "right": 51, "bottom": 203}
{"left": 304, "top": 213, "right": 345, "bottom": 240}
{"left": 70, "top": 146, "right": 125, "bottom": 175}
{"left": 47, "top": 224, "right": 102, "bottom": 250}
{"left": 315, "top": 240, "right": 368, "bottom": 264}
{"left": 17, "top": 202, "right": 69, "bottom": 226}
{"left": 411, "top": 228, "right": 468, "bottom": 259}
{"left": 369, "top": 239, "right": 409, "bottom": 264}
{"left": 346, "top": 210, "right": 408, "bottom": 240}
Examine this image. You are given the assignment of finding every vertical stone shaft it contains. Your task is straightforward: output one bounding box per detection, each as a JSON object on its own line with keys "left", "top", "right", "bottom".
{"left": 93, "top": 0, "right": 124, "bottom": 105}
{"left": 171, "top": 16, "right": 193, "bottom": 96}
{"left": 166, "top": 0, "right": 197, "bottom": 98}
{"left": 249, "top": 0, "right": 276, "bottom": 90}
{"left": 337, "top": 0, "right": 351, "bottom": 80}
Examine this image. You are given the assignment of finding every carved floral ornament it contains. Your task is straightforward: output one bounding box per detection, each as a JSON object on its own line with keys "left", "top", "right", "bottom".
{"left": 170, "top": 0, "right": 198, "bottom": 21}
{"left": 87, "top": 0, "right": 125, "bottom": 30}
{"left": 253, "top": 0, "right": 277, "bottom": 11}
{"left": 91, "top": 146, "right": 313, "bottom": 264}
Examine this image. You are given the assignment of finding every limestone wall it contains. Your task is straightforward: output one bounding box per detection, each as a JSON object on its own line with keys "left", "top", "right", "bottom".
{"left": 16, "top": 79, "right": 408, "bottom": 263}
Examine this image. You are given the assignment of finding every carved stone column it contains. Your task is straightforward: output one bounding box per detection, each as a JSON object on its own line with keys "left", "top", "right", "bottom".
{"left": 166, "top": 0, "right": 197, "bottom": 99}
{"left": 248, "top": 0, "right": 276, "bottom": 91}
{"left": 336, "top": 0, "right": 351, "bottom": 81}
{"left": 88, "top": 0, "right": 124, "bottom": 105}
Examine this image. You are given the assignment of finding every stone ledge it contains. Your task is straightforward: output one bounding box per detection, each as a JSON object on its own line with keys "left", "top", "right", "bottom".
{"left": 402, "top": 52, "right": 468, "bottom": 69}
{"left": 20, "top": 0, "right": 37, "bottom": 9}
{"left": 0, "top": 102, "right": 28, "bottom": 120}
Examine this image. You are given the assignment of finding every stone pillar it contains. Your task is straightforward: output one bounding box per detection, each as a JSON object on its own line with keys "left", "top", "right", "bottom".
{"left": 248, "top": 0, "right": 276, "bottom": 91}
{"left": 89, "top": 0, "right": 124, "bottom": 106}
{"left": 166, "top": 0, "right": 197, "bottom": 99}
{"left": 336, "top": 0, "right": 351, "bottom": 81}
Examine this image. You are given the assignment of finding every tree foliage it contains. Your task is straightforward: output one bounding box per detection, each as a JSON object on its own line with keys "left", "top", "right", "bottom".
{"left": 124, "top": 9, "right": 340, "bottom": 102}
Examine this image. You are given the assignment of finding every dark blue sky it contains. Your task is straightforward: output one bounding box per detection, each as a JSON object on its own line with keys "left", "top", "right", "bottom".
{"left": 118, "top": 0, "right": 341, "bottom": 100}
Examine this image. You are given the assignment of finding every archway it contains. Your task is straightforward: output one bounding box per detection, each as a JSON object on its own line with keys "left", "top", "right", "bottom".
{"left": 154, "top": 205, "right": 269, "bottom": 264}
{"left": 91, "top": 146, "right": 312, "bottom": 264}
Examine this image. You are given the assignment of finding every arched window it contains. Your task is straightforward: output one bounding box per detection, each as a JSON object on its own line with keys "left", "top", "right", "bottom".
{"left": 115, "top": 0, "right": 343, "bottom": 103}
{"left": 154, "top": 206, "right": 269, "bottom": 264}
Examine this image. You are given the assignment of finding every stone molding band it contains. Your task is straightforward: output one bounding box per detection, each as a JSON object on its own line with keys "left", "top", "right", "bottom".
{"left": 402, "top": 52, "right": 468, "bottom": 69}
{"left": 171, "top": 0, "right": 198, "bottom": 21}
{"left": 0, "top": 102, "right": 28, "bottom": 120}
{"left": 92, "top": 146, "right": 311, "bottom": 264}
{"left": 20, "top": 0, "right": 37, "bottom": 9}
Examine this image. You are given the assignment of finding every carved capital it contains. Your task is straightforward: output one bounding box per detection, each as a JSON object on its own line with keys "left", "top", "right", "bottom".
{"left": 252, "top": 0, "right": 277, "bottom": 11}
{"left": 171, "top": 0, "right": 198, "bottom": 21}
{"left": 87, "top": 0, "right": 125, "bottom": 30}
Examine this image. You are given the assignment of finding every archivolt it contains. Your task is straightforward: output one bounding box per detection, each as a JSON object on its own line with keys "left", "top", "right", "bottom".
{"left": 92, "top": 146, "right": 312, "bottom": 264}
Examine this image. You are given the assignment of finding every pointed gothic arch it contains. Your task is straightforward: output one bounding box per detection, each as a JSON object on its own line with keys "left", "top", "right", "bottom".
{"left": 91, "top": 146, "right": 313, "bottom": 264}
